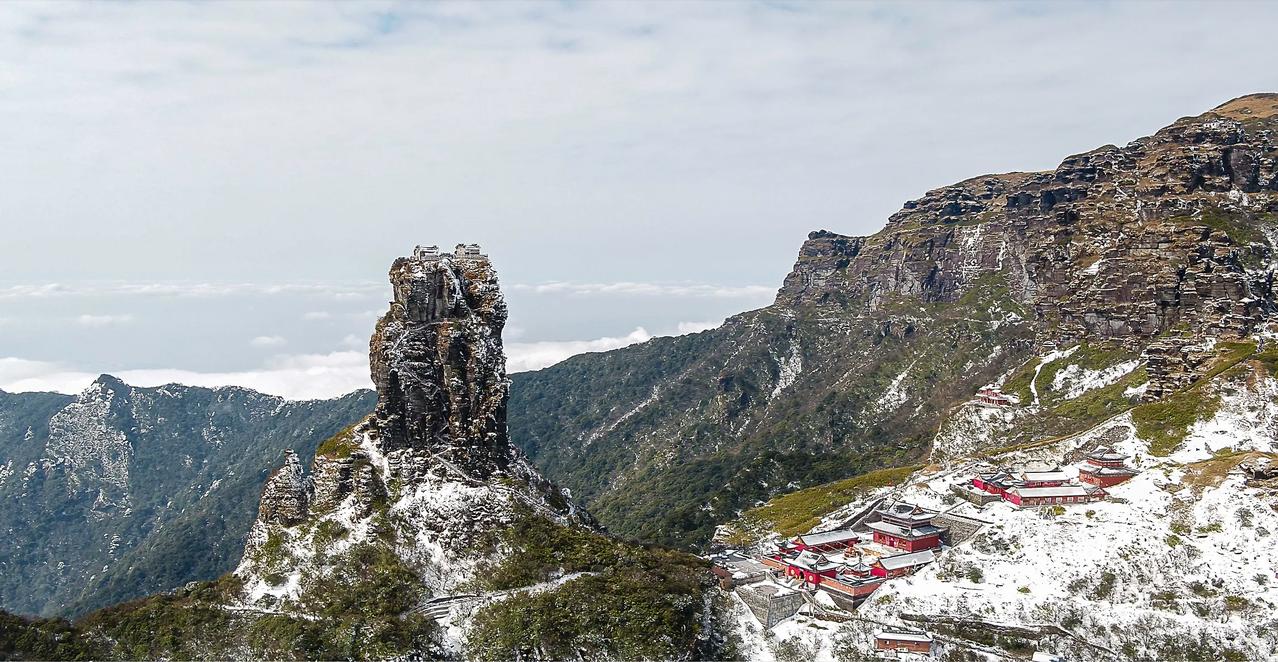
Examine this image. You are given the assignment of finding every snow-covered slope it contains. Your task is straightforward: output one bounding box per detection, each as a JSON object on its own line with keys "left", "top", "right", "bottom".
{"left": 201, "top": 248, "right": 730, "bottom": 661}
{"left": 725, "top": 346, "right": 1278, "bottom": 661}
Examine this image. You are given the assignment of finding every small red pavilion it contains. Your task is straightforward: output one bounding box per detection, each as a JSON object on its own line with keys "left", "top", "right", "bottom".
{"left": 975, "top": 388, "right": 1017, "bottom": 407}
{"left": 1078, "top": 447, "right": 1139, "bottom": 487}
{"left": 779, "top": 550, "right": 840, "bottom": 585}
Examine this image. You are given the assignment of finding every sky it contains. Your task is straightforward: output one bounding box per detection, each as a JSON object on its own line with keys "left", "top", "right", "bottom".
{"left": 2, "top": 1, "right": 1277, "bottom": 399}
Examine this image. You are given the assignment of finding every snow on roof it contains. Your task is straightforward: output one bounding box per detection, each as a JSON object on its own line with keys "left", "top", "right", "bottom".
{"left": 882, "top": 501, "right": 937, "bottom": 517}
{"left": 1021, "top": 470, "right": 1070, "bottom": 481}
{"left": 1081, "top": 466, "right": 1138, "bottom": 476}
{"left": 797, "top": 528, "right": 859, "bottom": 546}
{"left": 789, "top": 550, "right": 840, "bottom": 572}
{"left": 875, "top": 630, "right": 933, "bottom": 643}
{"left": 1088, "top": 446, "right": 1129, "bottom": 460}
{"left": 868, "top": 520, "right": 944, "bottom": 538}
{"left": 877, "top": 549, "right": 936, "bottom": 570}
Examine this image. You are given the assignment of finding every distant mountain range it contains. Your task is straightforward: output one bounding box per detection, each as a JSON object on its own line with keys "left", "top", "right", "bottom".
{"left": 0, "top": 379, "right": 372, "bottom": 617}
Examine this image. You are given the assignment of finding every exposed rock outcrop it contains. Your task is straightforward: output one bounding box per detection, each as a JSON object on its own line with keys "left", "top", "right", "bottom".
{"left": 237, "top": 247, "right": 585, "bottom": 604}
{"left": 257, "top": 450, "right": 308, "bottom": 526}
{"left": 368, "top": 254, "right": 514, "bottom": 478}
{"left": 509, "top": 93, "right": 1278, "bottom": 547}
{"left": 775, "top": 94, "right": 1278, "bottom": 389}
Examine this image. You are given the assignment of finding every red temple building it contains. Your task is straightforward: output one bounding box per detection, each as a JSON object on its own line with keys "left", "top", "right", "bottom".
{"left": 972, "top": 470, "right": 1016, "bottom": 496}
{"left": 871, "top": 549, "right": 937, "bottom": 578}
{"left": 1004, "top": 484, "right": 1105, "bottom": 507}
{"left": 875, "top": 630, "right": 934, "bottom": 655}
{"left": 1078, "top": 447, "right": 1139, "bottom": 487}
{"left": 1017, "top": 468, "right": 1070, "bottom": 488}
{"left": 867, "top": 502, "right": 947, "bottom": 552}
{"left": 778, "top": 550, "right": 840, "bottom": 585}
{"left": 975, "top": 388, "right": 1018, "bottom": 407}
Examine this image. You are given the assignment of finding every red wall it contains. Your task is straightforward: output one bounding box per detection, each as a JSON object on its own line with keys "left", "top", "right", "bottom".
{"left": 874, "top": 531, "right": 941, "bottom": 552}
{"left": 1023, "top": 479, "right": 1067, "bottom": 488}
{"left": 876, "top": 639, "right": 931, "bottom": 653}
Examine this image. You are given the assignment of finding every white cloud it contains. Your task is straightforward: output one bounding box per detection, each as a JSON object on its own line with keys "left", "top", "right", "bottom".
{"left": 506, "top": 328, "right": 654, "bottom": 373}
{"left": 302, "top": 311, "right": 332, "bottom": 320}
{"left": 76, "top": 314, "right": 134, "bottom": 327}
{"left": 505, "top": 319, "right": 721, "bottom": 372}
{"left": 675, "top": 320, "right": 721, "bottom": 334}
{"left": 0, "top": 352, "right": 371, "bottom": 401}
{"left": 0, "top": 282, "right": 384, "bottom": 300}
{"left": 0, "top": 357, "right": 93, "bottom": 394}
{"left": 509, "top": 281, "right": 774, "bottom": 299}
{"left": 1, "top": 319, "right": 718, "bottom": 397}
{"left": 249, "top": 335, "right": 287, "bottom": 347}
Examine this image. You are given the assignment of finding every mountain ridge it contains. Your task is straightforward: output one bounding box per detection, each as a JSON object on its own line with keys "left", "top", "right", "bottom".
{"left": 65, "top": 247, "right": 733, "bottom": 661}
{"left": 0, "top": 376, "right": 375, "bottom": 617}
{"left": 510, "top": 92, "right": 1278, "bottom": 549}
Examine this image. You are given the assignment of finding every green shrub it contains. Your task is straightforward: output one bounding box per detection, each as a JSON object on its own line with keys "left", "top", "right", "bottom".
{"left": 1187, "top": 581, "right": 1216, "bottom": 597}
{"left": 315, "top": 421, "right": 364, "bottom": 458}
{"left": 0, "top": 610, "right": 104, "bottom": 661}
{"left": 465, "top": 559, "right": 712, "bottom": 661}
{"left": 312, "top": 519, "right": 349, "bottom": 554}
{"left": 1195, "top": 521, "right": 1223, "bottom": 534}
{"left": 1134, "top": 391, "right": 1221, "bottom": 456}
{"left": 737, "top": 465, "right": 921, "bottom": 537}
{"left": 1224, "top": 595, "right": 1250, "bottom": 612}
{"left": 1090, "top": 571, "right": 1117, "bottom": 600}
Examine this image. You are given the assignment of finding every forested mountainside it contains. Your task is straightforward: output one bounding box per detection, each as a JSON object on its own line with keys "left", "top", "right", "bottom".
{"left": 509, "top": 93, "right": 1278, "bottom": 550}
{"left": 0, "top": 380, "right": 373, "bottom": 617}
{"left": 51, "top": 248, "right": 734, "bottom": 661}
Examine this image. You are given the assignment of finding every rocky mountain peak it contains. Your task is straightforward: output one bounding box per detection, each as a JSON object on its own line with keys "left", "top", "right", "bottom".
{"left": 234, "top": 245, "right": 584, "bottom": 613}
{"left": 257, "top": 449, "right": 308, "bottom": 526}
{"left": 367, "top": 249, "right": 513, "bottom": 478}
{"left": 91, "top": 374, "right": 128, "bottom": 390}
{"left": 776, "top": 95, "right": 1278, "bottom": 350}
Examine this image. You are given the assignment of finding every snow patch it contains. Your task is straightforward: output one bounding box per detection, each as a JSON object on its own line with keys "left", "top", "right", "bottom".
{"left": 770, "top": 339, "right": 803, "bottom": 399}
{"left": 1051, "top": 359, "right": 1139, "bottom": 400}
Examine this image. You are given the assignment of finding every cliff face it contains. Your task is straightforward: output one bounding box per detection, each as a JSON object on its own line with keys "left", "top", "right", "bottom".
{"left": 237, "top": 253, "right": 579, "bottom": 600}
{"left": 779, "top": 94, "right": 1278, "bottom": 338}
{"left": 365, "top": 256, "right": 517, "bottom": 483}
{"left": 211, "top": 250, "right": 726, "bottom": 660}
{"left": 510, "top": 93, "right": 1278, "bottom": 548}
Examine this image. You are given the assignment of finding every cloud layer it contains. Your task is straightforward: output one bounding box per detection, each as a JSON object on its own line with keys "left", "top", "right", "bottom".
{"left": 3, "top": 2, "right": 1275, "bottom": 398}
{"left": 1, "top": 320, "right": 722, "bottom": 399}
